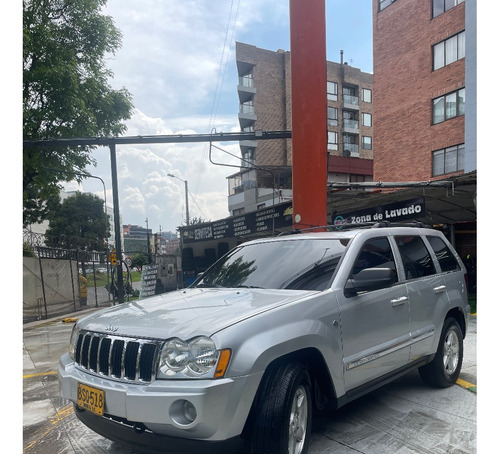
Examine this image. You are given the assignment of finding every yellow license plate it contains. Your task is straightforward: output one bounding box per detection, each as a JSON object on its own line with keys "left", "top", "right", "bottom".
{"left": 77, "top": 383, "right": 105, "bottom": 416}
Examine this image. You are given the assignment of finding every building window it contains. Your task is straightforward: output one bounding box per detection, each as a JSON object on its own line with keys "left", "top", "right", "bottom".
{"left": 432, "top": 88, "right": 465, "bottom": 124}
{"left": 327, "top": 81, "right": 338, "bottom": 101}
{"left": 433, "top": 31, "right": 465, "bottom": 70}
{"left": 362, "top": 88, "right": 372, "bottom": 103}
{"left": 242, "top": 148, "right": 255, "bottom": 168}
{"left": 328, "top": 131, "right": 338, "bottom": 151}
{"left": 362, "top": 136, "right": 372, "bottom": 150}
{"left": 432, "top": 0, "right": 464, "bottom": 18}
{"left": 380, "top": 0, "right": 398, "bottom": 11}
{"left": 327, "top": 107, "right": 338, "bottom": 126}
{"left": 432, "top": 143, "right": 465, "bottom": 176}
{"left": 362, "top": 112, "right": 372, "bottom": 127}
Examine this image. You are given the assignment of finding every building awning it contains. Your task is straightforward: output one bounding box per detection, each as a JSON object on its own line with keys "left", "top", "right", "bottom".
{"left": 327, "top": 171, "right": 476, "bottom": 226}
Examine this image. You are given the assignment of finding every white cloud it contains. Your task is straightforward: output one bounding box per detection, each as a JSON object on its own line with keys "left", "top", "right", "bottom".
{"left": 63, "top": 0, "right": 372, "bottom": 236}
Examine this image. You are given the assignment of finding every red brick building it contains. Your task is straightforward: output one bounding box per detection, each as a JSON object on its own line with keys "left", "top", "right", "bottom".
{"left": 373, "top": 0, "right": 474, "bottom": 181}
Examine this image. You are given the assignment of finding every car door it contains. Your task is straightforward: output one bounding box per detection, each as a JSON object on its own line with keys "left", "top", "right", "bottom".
{"left": 337, "top": 236, "right": 411, "bottom": 392}
{"left": 394, "top": 235, "right": 448, "bottom": 361}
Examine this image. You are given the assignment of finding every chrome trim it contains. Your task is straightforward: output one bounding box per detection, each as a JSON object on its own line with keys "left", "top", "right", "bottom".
{"left": 346, "top": 328, "right": 435, "bottom": 371}
{"left": 74, "top": 330, "right": 164, "bottom": 384}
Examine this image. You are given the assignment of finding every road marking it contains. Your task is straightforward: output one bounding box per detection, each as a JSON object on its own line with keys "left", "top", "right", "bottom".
{"left": 23, "top": 370, "right": 58, "bottom": 379}
{"left": 23, "top": 404, "right": 74, "bottom": 452}
{"left": 456, "top": 378, "right": 477, "bottom": 393}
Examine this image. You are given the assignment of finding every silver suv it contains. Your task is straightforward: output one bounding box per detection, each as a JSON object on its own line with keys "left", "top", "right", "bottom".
{"left": 58, "top": 224, "right": 469, "bottom": 454}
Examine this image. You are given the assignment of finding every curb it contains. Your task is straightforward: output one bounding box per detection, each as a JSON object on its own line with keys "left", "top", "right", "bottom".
{"left": 456, "top": 378, "right": 477, "bottom": 394}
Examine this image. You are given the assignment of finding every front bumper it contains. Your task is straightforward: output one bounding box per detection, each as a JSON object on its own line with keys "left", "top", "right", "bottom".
{"left": 58, "top": 353, "right": 261, "bottom": 442}
{"left": 73, "top": 405, "right": 245, "bottom": 454}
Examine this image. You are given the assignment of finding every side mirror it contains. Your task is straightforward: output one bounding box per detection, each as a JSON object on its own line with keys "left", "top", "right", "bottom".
{"left": 344, "top": 268, "right": 397, "bottom": 297}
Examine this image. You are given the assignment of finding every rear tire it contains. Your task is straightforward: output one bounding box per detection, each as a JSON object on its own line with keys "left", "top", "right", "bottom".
{"left": 249, "top": 361, "right": 312, "bottom": 454}
{"left": 419, "top": 318, "right": 463, "bottom": 388}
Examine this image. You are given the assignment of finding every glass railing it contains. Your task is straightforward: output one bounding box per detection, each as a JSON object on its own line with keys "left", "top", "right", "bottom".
{"left": 239, "top": 103, "right": 255, "bottom": 114}
{"left": 343, "top": 143, "right": 359, "bottom": 155}
{"left": 239, "top": 75, "right": 254, "bottom": 88}
{"left": 343, "top": 119, "right": 359, "bottom": 130}
{"left": 343, "top": 95, "right": 359, "bottom": 106}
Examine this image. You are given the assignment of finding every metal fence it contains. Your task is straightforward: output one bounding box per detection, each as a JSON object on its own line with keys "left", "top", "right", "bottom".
{"left": 23, "top": 230, "right": 116, "bottom": 322}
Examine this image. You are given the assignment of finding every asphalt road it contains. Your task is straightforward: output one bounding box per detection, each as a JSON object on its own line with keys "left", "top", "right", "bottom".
{"left": 22, "top": 309, "right": 477, "bottom": 454}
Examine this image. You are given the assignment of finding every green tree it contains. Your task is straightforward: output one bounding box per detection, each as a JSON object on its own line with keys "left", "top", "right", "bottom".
{"left": 131, "top": 253, "right": 149, "bottom": 270}
{"left": 45, "top": 192, "right": 110, "bottom": 252}
{"left": 23, "top": 0, "right": 133, "bottom": 226}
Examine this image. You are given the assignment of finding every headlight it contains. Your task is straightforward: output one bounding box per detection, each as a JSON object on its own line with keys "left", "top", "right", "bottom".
{"left": 69, "top": 325, "right": 79, "bottom": 360}
{"left": 158, "top": 336, "right": 230, "bottom": 379}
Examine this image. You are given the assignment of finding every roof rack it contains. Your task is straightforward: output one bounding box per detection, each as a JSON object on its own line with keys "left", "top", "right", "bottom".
{"left": 278, "top": 220, "right": 431, "bottom": 236}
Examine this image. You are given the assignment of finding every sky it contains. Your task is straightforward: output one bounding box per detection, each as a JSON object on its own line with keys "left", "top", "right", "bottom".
{"left": 60, "top": 0, "right": 374, "bottom": 235}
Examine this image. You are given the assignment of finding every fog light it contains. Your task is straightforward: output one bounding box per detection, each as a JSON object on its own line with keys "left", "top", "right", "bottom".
{"left": 170, "top": 399, "right": 197, "bottom": 426}
{"left": 182, "top": 400, "right": 197, "bottom": 423}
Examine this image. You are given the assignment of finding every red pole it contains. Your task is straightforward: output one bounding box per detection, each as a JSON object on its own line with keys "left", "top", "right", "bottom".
{"left": 290, "top": 0, "right": 327, "bottom": 229}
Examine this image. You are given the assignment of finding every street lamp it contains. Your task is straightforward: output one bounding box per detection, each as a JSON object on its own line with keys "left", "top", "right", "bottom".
{"left": 167, "top": 173, "right": 190, "bottom": 226}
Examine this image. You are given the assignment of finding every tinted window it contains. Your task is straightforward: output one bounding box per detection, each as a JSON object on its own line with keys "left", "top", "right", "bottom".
{"left": 351, "top": 237, "right": 396, "bottom": 279}
{"left": 396, "top": 236, "right": 436, "bottom": 279}
{"left": 196, "top": 239, "right": 348, "bottom": 291}
{"left": 426, "top": 236, "right": 460, "bottom": 272}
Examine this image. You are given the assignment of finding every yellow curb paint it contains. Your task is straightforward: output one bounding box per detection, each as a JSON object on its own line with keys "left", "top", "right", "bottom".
{"left": 23, "top": 404, "right": 74, "bottom": 452}
{"left": 456, "top": 378, "right": 476, "bottom": 392}
{"left": 23, "top": 370, "right": 58, "bottom": 379}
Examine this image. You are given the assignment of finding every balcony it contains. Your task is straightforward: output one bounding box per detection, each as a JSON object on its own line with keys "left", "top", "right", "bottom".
{"left": 342, "top": 143, "right": 359, "bottom": 157}
{"left": 343, "top": 95, "right": 359, "bottom": 110}
{"left": 343, "top": 118, "right": 359, "bottom": 134}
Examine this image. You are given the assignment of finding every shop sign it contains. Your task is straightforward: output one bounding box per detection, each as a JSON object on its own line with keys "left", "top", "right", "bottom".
{"left": 332, "top": 198, "right": 426, "bottom": 227}
{"left": 182, "top": 202, "right": 293, "bottom": 243}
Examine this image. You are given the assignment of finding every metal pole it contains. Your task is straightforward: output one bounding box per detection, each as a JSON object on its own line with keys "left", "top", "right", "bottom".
{"left": 184, "top": 180, "right": 190, "bottom": 226}
{"left": 109, "top": 143, "right": 124, "bottom": 304}
{"left": 290, "top": 0, "right": 327, "bottom": 229}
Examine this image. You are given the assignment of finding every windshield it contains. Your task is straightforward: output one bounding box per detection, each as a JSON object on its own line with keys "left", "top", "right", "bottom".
{"left": 194, "top": 238, "right": 349, "bottom": 291}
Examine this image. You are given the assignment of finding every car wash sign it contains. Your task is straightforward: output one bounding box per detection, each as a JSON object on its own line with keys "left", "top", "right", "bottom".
{"left": 332, "top": 197, "right": 426, "bottom": 226}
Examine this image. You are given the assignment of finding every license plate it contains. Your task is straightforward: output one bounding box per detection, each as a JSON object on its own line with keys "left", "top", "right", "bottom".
{"left": 77, "top": 383, "right": 105, "bottom": 416}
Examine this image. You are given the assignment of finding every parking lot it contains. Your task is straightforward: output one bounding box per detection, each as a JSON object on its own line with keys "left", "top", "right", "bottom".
{"left": 23, "top": 308, "right": 477, "bottom": 454}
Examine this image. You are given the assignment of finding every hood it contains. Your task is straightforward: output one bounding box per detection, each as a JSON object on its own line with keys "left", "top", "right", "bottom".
{"left": 77, "top": 287, "right": 315, "bottom": 340}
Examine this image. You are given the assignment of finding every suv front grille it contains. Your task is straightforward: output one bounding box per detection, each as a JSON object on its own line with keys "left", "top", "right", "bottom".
{"left": 74, "top": 331, "right": 163, "bottom": 383}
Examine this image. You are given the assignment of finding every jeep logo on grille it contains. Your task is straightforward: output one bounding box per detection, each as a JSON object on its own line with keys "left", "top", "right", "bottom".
{"left": 105, "top": 325, "right": 119, "bottom": 333}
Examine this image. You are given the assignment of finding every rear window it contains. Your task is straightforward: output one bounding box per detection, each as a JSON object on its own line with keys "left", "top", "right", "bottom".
{"left": 395, "top": 236, "right": 436, "bottom": 280}
{"left": 426, "top": 235, "right": 460, "bottom": 272}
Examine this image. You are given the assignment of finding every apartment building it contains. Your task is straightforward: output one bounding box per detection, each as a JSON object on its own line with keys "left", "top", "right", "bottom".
{"left": 373, "top": 0, "right": 475, "bottom": 181}
{"left": 372, "top": 0, "right": 476, "bottom": 259}
{"left": 230, "top": 42, "right": 374, "bottom": 216}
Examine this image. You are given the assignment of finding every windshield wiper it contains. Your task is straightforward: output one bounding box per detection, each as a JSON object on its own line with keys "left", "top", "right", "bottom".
{"left": 195, "top": 283, "right": 224, "bottom": 288}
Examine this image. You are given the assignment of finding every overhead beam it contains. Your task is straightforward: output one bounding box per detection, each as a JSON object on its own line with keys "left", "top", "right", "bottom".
{"left": 23, "top": 130, "right": 291, "bottom": 148}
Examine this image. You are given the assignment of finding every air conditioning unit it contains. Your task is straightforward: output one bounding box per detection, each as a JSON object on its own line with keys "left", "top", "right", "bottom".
{"left": 343, "top": 150, "right": 351, "bottom": 157}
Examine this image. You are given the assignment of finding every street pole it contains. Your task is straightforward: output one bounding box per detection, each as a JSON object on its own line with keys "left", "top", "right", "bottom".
{"left": 168, "top": 174, "right": 190, "bottom": 226}
{"left": 110, "top": 143, "right": 124, "bottom": 304}
{"left": 145, "top": 217, "right": 152, "bottom": 264}
{"left": 184, "top": 180, "right": 190, "bottom": 226}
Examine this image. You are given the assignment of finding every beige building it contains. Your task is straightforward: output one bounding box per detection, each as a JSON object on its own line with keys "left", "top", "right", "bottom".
{"left": 229, "top": 42, "right": 374, "bottom": 216}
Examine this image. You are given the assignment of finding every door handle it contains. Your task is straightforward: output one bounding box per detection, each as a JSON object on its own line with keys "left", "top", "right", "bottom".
{"left": 433, "top": 285, "right": 446, "bottom": 294}
{"left": 391, "top": 296, "right": 408, "bottom": 307}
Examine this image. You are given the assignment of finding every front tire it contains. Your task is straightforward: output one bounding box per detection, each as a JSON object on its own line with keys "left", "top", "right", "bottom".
{"left": 249, "top": 361, "right": 312, "bottom": 454}
{"left": 419, "top": 318, "right": 463, "bottom": 388}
